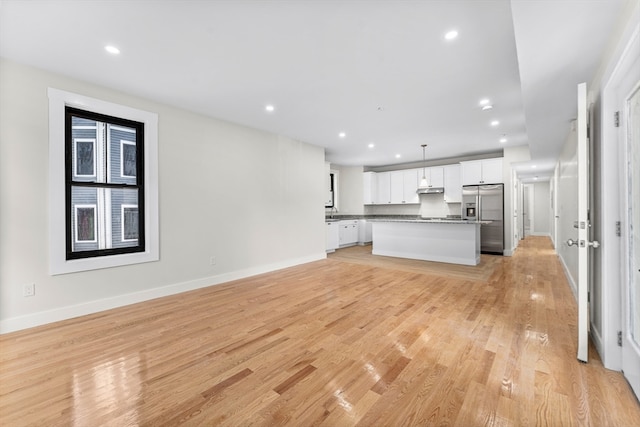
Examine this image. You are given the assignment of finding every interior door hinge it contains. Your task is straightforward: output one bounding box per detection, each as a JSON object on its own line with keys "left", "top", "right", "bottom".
{"left": 618, "top": 331, "right": 622, "bottom": 347}
{"left": 614, "top": 111, "right": 620, "bottom": 127}
{"left": 615, "top": 221, "right": 621, "bottom": 237}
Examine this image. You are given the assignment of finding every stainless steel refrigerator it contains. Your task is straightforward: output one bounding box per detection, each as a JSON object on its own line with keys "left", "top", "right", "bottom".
{"left": 462, "top": 184, "right": 504, "bottom": 255}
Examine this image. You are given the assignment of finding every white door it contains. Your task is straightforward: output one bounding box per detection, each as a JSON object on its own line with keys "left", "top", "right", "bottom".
{"left": 621, "top": 81, "right": 640, "bottom": 397}
{"left": 522, "top": 184, "right": 532, "bottom": 237}
{"left": 575, "top": 82, "right": 599, "bottom": 362}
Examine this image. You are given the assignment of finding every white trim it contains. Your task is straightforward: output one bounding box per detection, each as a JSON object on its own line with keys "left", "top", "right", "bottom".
{"left": 531, "top": 232, "right": 551, "bottom": 237}
{"left": 591, "top": 323, "right": 604, "bottom": 363}
{"left": 559, "top": 252, "right": 578, "bottom": 300}
{"left": 599, "top": 21, "right": 640, "bottom": 372}
{"left": 74, "top": 204, "right": 97, "bottom": 243}
{"left": 0, "top": 252, "right": 326, "bottom": 334}
{"left": 48, "top": 88, "right": 159, "bottom": 275}
{"left": 121, "top": 204, "right": 138, "bottom": 242}
{"left": 111, "top": 124, "right": 136, "bottom": 133}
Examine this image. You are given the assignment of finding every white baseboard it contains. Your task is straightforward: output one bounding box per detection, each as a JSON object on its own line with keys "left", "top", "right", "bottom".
{"left": 531, "top": 232, "right": 551, "bottom": 237}
{"left": 590, "top": 323, "right": 604, "bottom": 363}
{"left": 559, "top": 254, "right": 578, "bottom": 300}
{"left": 0, "top": 252, "right": 327, "bottom": 334}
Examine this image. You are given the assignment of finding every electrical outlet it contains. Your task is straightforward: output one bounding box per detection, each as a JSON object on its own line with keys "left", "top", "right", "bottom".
{"left": 210, "top": 256, "right": 216, "bottom": 266}
{"left": 23, "top": 283, "right": 35, "bottom": 297}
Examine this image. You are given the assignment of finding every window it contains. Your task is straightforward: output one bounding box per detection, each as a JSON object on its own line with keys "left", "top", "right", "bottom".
{"left": 49, "top": 88, "right": 159, "bottom": 275}
{"left": 121, "top": 205, "right": 139, "bottom": 242}
{"left": 66, "top": 107, "right": 145, "bottom": 259}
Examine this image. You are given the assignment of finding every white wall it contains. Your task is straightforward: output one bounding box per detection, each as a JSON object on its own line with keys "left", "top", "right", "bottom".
{"left": 0, "top": 59, "right": 327, "bottom": 332}
{"left": 532, "top": 181, "right": 551, "bottom": 236}
{"left": 331, "top": 165, "right": 365, "bottom": 215}
{"left": 555, "top": 124, "right": 579, "bottom": 295}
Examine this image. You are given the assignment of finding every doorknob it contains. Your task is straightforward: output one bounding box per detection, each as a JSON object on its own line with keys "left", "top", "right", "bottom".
{"left": 587, "top": 240, "right": 600, "bottom": 248}
{"left": 567, "top": 239, "right": 577, "bottom": 247}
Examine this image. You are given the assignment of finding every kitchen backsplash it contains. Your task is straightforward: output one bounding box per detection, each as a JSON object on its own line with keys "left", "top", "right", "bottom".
{"left": 419, "top": 194, "right": 462, "bottom": 217}
{"left": 364, "top": 194, "right": 461, "bottom": 217}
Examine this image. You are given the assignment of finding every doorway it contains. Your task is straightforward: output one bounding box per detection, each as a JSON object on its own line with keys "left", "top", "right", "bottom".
{"left": 522, "top": 184, "right": 533, "bottom": 238}
{"left": 600, "top": 21, "right": 640, "bottom": 400}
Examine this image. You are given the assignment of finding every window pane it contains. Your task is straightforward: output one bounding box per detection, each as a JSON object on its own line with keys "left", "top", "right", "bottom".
{"left": 71, "top": 117, "right": 99, "bottom": 183}
{"left": 112, "top": 188, "right": 139, "bottom": 249}
{"left": 71, "top": 186, "right": 99, "bottom": 252}
{"left": 70, "top": 187, "right": 140, "bottom": 253}
{"left": 109, "top": 124, "right": 137, "bottom": 185}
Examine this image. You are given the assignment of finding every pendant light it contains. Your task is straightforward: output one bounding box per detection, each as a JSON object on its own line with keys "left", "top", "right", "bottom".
{"left": 418, "top": 144, "right": 429, "bottom": 189}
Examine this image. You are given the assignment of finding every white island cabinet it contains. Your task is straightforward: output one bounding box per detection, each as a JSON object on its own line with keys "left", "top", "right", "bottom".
{"left": 371, "top": 220, "right": 482, "bottom": 265}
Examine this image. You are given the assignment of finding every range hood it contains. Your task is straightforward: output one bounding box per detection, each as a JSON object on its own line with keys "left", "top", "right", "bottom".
{"left": 417, "top": 187, "right": 444, "bottom": 194}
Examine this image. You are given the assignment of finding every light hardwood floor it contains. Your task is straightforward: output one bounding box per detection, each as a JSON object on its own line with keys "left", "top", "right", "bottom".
{"left": 1, "top": 236, "right": 639, "bottom": 426}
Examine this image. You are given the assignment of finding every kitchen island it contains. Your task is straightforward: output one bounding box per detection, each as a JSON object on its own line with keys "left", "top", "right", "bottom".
{"left": 370, "top": 219, "right": 484, "bottom": 266}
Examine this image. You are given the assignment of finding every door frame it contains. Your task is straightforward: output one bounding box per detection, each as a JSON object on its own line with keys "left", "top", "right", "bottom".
{"left": 523, "top": 183, "right": 535, "bottom": 237}
{"left": 598, "top": 23, "right": 639, "bottom": 371}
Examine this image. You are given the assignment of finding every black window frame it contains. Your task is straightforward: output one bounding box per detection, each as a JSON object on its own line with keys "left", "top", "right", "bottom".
{"left": 65, "top": 106, "right": 146, "bottom": 260}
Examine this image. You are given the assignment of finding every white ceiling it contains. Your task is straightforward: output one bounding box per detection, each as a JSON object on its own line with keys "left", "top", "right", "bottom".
{"left": 0, "top": 0, "right": 627, "bottom": 182}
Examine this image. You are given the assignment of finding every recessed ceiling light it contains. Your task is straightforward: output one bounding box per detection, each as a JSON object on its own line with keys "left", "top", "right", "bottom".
{"left": 104, "top": 45, "right": 120, "bottom": 55}
{"left": 499, "top": 136, "right": 507, "bottom": 143}
{"left": 368, "top": 143, "right": 375, "bottom": 148}
{"left": 482, "top": 105, "right": 493, "bottom": 111}
{"left": 444, "top": 30, "right": 458, "bottom": 40}
{"left": 338, "top": 132, "right": 346, "bottom": 138}
{"left": 479, "top": 98, "right": 490, "bottom": 106}
{"left": 265, "top": 104, "right": 275, "bottom": 112}
{"left": 395, "top": 154, "right": 401, "bottom": 159}
{"left": 532, "top": 165, "right": 537, "bottom": 169}
{"left": 490, "top": 120, "right": 500, "bottom": 127}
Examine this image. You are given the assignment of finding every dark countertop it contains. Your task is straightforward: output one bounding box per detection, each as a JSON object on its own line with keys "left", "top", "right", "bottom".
{"left": 325, "top": 215, "right": 489, "bottom": 224}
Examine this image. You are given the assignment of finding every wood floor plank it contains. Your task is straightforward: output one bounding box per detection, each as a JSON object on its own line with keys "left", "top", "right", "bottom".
{"left": 1, "top": 236, "right": 639, "bottom": 426}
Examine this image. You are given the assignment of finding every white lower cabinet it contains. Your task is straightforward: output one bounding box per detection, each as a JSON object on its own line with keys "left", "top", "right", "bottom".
{"left": 326, "top": 222, "right": 339, "bottom": 252}
{"left": 338, "top": 220, "right": 359, "bottom": 247}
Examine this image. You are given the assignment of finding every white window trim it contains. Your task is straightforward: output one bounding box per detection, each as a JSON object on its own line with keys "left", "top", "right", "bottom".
{"left": 48, "top": 88, "right": 159, "bottom": 275}
{"left": 73, "top": 138, "right": 97, "bottom": 178}
{"left": 121, "top": 204, "right": 139, "bottom": 242}
{"left": 74, "top": 204, "right": 97, "bottom": 243}
{"left": 120, "top": 140, "right": 137, "bottom": 178}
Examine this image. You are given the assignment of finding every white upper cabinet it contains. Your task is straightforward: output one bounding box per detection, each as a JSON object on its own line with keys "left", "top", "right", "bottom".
{"left": 480, "top": 158, "right": 503, "bottom": 184}
{"left": 460, "top": 158, "right": 503, "bottom": 185}
{"left": 429, "top": 167, "right": 444, "bottom": 188}
{"left": 370, "top": 169, "right": 420, "bottom": 204}
{"left": 363, "top": 171, "right": 377, "bottom": 205}
{"left": 390, "top": 170, "right": 404, "bottom": 204}
{"left": 416, "top": 166, "right": 444, "bottom": 188}
{"left": 377, "top": 171, "right": 392, "bottom": 204}
{"left": 403, "top": 169, "right": 419, "bottom": 204}
{"left": 443, "top": 164, "right": 462, "bottom": 203}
